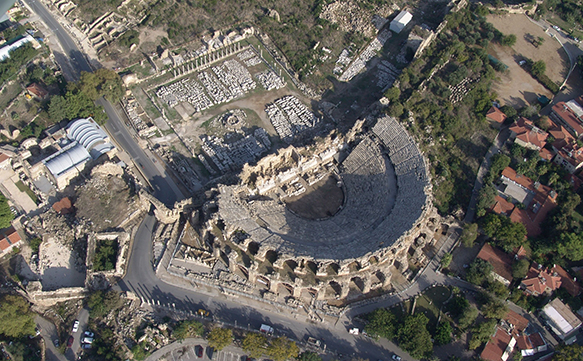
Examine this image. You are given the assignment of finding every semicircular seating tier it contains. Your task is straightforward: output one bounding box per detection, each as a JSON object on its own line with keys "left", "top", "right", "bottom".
{"left": 218, "top": 115, "right": 431, "bottom": 261}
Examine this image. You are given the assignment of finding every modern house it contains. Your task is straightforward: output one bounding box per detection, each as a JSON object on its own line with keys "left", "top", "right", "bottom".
{"left": 490, "top": 167, "right": 557, "bottom": 236}
{"left": 477, "top": 243, "right": 514, "bottom": 286}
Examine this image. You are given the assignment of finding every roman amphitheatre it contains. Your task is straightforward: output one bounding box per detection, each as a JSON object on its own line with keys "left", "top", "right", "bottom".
{"left": 170, "top": 114, "right": 445, "bottom": 302}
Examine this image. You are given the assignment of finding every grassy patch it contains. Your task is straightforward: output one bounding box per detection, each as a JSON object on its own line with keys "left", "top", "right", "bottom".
{"left": 14, "top": 180, "right": 38, "bottom": 204}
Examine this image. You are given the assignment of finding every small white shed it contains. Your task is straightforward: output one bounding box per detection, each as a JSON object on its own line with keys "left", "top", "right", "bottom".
{"left": 390, "top": 10, "right": 412, "bottom": 33}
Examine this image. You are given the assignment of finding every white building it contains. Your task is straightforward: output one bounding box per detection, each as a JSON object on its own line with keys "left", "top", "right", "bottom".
{"left": 542, "top": 298, "right": 582, "bottom": 343}
{"left": 42, "top": 118, "right": 115, "bottom": 189}
{"left": 390, "top": 10, "right": 412, "bottom": 34}
{"left": 0, "top": 34, "right": 41, "bottom": 61}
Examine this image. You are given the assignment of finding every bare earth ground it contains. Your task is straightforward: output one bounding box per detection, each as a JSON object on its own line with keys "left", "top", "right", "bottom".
{"left": 489, "top": 43, "right": 553, "bottom": 108}
{"left": 487, "top": 14, "right": 569, "bottom": 107}
{"left": 487, "top": 14, "right": 569, "bottom": 83}
{"left": 284, "top": 174, "right": 344, "bottom": 219}
{"left": 39, "top": 237, "right": 85, "bottom": 290}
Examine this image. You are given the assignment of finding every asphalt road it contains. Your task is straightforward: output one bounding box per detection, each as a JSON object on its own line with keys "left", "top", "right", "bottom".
{"left": 97, "top": 98, "right": 182, "bottom": 205}
{"left": 23, "top": 0, "right": 92, "bottom": 80}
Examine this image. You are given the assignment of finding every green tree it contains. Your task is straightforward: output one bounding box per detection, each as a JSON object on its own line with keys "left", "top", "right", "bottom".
{"left": 466, "top": 258, "right": 493, "bottom": 286}
{"left": 364, "top": 308, "right": 397, "bottom": 339}
{"left": 531, "top": 60, "right": 546, "bottom": 76}
{"left": 480, "top": 214, "right": 527, "bottom": 252}
{"left": 554, "top": 344, "right": 583, "bottom": 361}
{"left": 29, "top": 237, "right": 42, "bottom": 253}
{"left": 441, "top": 253, "right": 453, "bottom": 268}
{"left": 458, "top": 305, "right": 479, "bottom": 330}
{"left": 207, "top": 328, "right": 232, "bottom": 351}
{"left": 131, "top": 342, "right": 150, "bottom": 361}
{"left": 242, "top": 332, "right": 267, "bottom": 358}
{"left": 461, "top": 223, "right": 479, "bottom": 247}
{"left": 0, "top": 294, "right": 36, "bottom": 338}
{"left": 78, "top": 68, "right": 124, "bottom": 103}
{"left": 477, "top": 184, "right": 497, "bottom": 216}
{"left": 266, "top": 336, "right": 299, "bottom": 361}
{"left": 173, "top": 320, "right": 204, "bottom": 341}
{"left": 398, "top": 314, "right": 433, "bottom": 359}
{"left": 512, "top": 258, "right": 530, "bottom": 279}
{"left": 297, "top": 351, "right": 322, "bottom": 361}
{"left": 482, "top": 297, "right": 508, "bottom": 319}
{"left": 388, "top": 102, "right": 404, "bottom": 117}
{"left": 0, "top": 193, "right": 14, "bottom": 229}
{"left": 434, "top": 321, "right": 453, "bottom": 345}
{"left": 500, "top": 105, "right": 517, "bottom": 119}
{"left": 384, "top": 87, "right": 401, "bottom": 102}
{"left": 469, "top": 319, "right": 497, "bottom": 349}
{"left": 501, "top": 34, "right": 517, "bottom": 46}
{"left": 86, "top": 290, "right": 123, "bottom": 319}
{"left": 487, "top": 280, "right": 510, "bottom": 299}
{"left": 558, "top": 232, "right": 583, "bottom": 261}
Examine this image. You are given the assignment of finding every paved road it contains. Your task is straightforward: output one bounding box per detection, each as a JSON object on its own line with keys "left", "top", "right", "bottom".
{"left": 36, "top": 315, "right": 67, "bottom": 361}
{"left": 97, "top": 98, "right": 182, "bottom": 205}
{"left": 464, "top": 128, "right": 511, "bottom": 223}
{"left": 23, "top": 0, "right": 92, "bottom": 80}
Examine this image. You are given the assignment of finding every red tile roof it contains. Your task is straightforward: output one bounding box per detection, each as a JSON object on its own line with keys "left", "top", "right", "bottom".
{"left": 549, "top": 122, "right": 575, "bottom": 143}
{"left": 481, "top": 327, "right": 513, "bottom": 361}
{"left": 477, "top": 243, "right": 514, "bottom": 283}
{"left": 510, "top": 117, "right": 548, "bottom": 149}
{"left": 552, "top": 264, "right": 582, "bottom": 297}
{"left": 552, "top": 102, "right": 583, "bottom": 136}
{"left": 553, "top": 139, "right": 583, "bottom": 170}
{"left": 515, "top": 245, "right": 527, "bottom": 259}
{"left": 52, "top": 197, "right": 73, "bottom": 214}
{"left": 497, "top": 167, "right": 558, "bottom": 236}
{"left": 504, "top": 310, "right": 529, "bottom": 334}
{"left": 492, "top": 195, "right": 515, "bottom": 216}
{"left": 487, "top": 106, "right": 508, "bottom": 124}
{"left": 0, "top": 227, "right": 21, "bottom": 252}
{"left": 521, "top": 264, "right": 562, "bottom": 295}
{"left": 539, "top": 148, "right": 554, "bottom": 161}
{"left": 26, "top": 83, "right": 48, "bottom": 99}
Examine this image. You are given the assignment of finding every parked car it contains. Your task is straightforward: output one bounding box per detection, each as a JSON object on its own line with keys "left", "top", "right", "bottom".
{"left": 195, "top": 345, "right": 203, "bottom": 358}
{"left": 53, "top": 339, "right": 59, "bottom": 347}
{"left": 81, "top": 343, "right": 91, "bottom": 349}
{"left": 67, "top": 336, "right": 74, "bottom": 348}
{"left": 392, "top": 355, "right": 402, "bottom": 361}
{"left": 84, "top": 331, "right": 94, "bottom": 338}
{"left": 82, "top": 337, "right": 94, "bottom": 344}
{"left": 72, "top": 320, "right": 79, "bottom": 333}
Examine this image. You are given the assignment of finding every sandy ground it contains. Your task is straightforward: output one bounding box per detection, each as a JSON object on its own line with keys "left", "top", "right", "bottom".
{"left": 487, "top": 14, "right": 570, "bottom": 84}
{"left": 39, "top": 237, "right": 85, "bottom": 290}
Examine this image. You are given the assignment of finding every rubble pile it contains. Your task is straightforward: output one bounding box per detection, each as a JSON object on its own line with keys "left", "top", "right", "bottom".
{"left": 157, "top": 58, "right": 258, "bottom": 112}
{"left": 319, "top": 0, "right": 392, "bottom": 38}
{"left": 265, "top": 96, "right": 319, "bottom": 143}
{"left": 340, "top": 29, "right": 392, "bottom": 82}
{"left": 375, "top": 60, "right": 401, "bottom": 89}
{"left": 255, "top": 69, "right": 286, "bottom": 91}
{"left": 199, "top": 128, "right": 271, "bottom": 173}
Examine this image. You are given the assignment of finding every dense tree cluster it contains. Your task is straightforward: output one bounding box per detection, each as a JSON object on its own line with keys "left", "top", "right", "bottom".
{"left": 93, "top": 239, "right": 119, "bottom": 271}
{"left": 0, "top": 294, "right": 36, "bottom": 338}
{"left": 173, "top": 320, "right": 204, "bottom": 341}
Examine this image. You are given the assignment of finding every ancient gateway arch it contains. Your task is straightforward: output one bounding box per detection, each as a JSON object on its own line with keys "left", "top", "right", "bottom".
{"left": 213, "top": 114, "right": 442, "bottom": 301}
